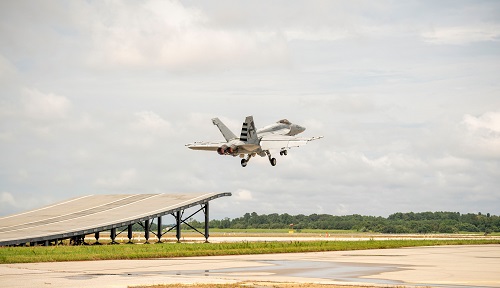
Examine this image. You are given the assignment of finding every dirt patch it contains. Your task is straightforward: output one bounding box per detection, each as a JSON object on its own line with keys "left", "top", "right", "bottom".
{"left": 131, "top": 282, "right": 383, "bottom": 288}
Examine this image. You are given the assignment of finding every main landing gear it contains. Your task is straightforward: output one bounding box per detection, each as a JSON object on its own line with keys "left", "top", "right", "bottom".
{"left": 239, "top": 151, "right": 277, "bottom": 167}
{"left": 266, "top": 150, "right": 277, "bottom": 166}
{"left": 241, "top": 154, "right": 252, "bottom": 167}
{"left": 241, "top": 158, "right": 248, "bottom": 167}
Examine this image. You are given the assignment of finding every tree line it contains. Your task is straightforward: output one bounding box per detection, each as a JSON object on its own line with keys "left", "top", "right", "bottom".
{"left": 192, "top": 211, "right": 500, "bottom": 234}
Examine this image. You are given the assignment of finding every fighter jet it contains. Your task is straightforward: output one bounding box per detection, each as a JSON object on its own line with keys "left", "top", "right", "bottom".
{"left": 186, "top": 116, "right": 323, "bottom": 167}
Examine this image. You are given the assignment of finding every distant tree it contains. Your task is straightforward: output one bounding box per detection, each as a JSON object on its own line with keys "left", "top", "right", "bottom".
{"left": 207, "top": 211, "right": 499, "bottom": 234}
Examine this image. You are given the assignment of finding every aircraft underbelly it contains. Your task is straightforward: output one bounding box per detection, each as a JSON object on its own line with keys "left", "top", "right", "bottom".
{"left": 238, "top": 144, "right": 261, "bottom": 153}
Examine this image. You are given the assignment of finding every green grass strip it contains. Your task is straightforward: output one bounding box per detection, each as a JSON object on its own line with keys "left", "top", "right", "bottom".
{"left": 1, "top": 239, "right": 499, "bottom": 264}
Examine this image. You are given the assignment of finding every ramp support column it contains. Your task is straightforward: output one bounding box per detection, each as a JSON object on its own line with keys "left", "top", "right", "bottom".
{"left": 176, "top": 211, "right": 181, "bottom": 242}
{"left": 144, "top": 219, "right": 150, "bottom": 244}
{"left": 94, "top": 232, "right": 101, "bottom": 245}
{"left": 110, "top": 228, "right": 117, "bottom": 244}
{"left": 157, "top": 216, "right": 162, "bottom": 243}
{"left": 127, "top": 224, "right": 133, "bottom": 244}
{"left": 204, "top": 202, "right": 209, "bottom": 242}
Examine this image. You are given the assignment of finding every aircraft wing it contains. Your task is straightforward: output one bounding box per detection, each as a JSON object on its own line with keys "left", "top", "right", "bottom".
{"left": 185, "top": 141, "right": 226, "bottom": 151}
{"left": 260, "top": 135, "right": 323, "bottom": 150}
{"left": 257, "top": 127, "right": 291, "bottom": 137}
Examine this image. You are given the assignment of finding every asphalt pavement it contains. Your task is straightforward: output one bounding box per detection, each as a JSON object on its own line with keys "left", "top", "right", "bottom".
{"left": 1, "top": 244, "right": 499, "bottom": 288}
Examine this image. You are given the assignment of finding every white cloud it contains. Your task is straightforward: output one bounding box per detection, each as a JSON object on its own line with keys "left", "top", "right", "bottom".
{"left": 0, "top": 131, "right": 14, "bottom": 142}
{"left": 303, "top": 118, "right": 325, "bottom": 131}
{"left": 68, "top": 113, "right": 103, "bottom": 131}
{"left": 234, "top": 189, "right": 253, "bottom": 201}
{"left": 461, "top": 112, "right": 500, "bottom": 158}
{"left": 0, "top": 54, "right": 17, "bottom": 81}
{"left": 74, "top": 149, "right": 91, "bottom": 161}
{"left": 13, "top": 169, "right": 29, "bottom": 183}
{"left": 132, "top": 111, "right": 172, "bottom": 135}
{"left": 463, "top": 112, "right": 500, "bottom": 134}
{"left": 433, "top": 155, "right": 472, "bottom": 172}
{"left": 323, "top": 150, "right": 428, "bottom": 189}
{"left": 22, "top": 88, "right": 71, "bottom": 120}
{"left": 84, "top": 0, "right": 288, "bottom": 70}
{"left": 0, "top": 192, "right": 17, "bottom": 207}
{"left": 335, "top": 204, "right": 349, "bottom": 215}
{"left": 0, "top": 191, "right": 55, "bottom": 216}
{"left": 0, "top": 192, "right": 19, "bottom": 216}
{"left": 126, "top": 111, "right": 174, "bottom": 148}
{"left": 1, "top": 1, "right": 500, "bottom": 218}
{"left": 422, "top": 25, "right": 500, "bottom": 45}
{"left": 363, "top": 153, "right": 426, "bottom": 171}
{"left": 94, "top": 169, "right": 138, "bottom": 190}
{"left": 299, "top": 95, "right": 377, "bottom": 114}
{"left": 285, "top": 28, "right": 352, "bottom": 42}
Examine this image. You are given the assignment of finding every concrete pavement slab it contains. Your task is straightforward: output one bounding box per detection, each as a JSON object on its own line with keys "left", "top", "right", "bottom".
{"left": 1, "top": 245, "right": 499, "bottom": 288}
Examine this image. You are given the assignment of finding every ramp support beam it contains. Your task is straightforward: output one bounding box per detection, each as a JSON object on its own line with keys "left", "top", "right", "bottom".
{"left": 144, "top": 219, "right": 150, "bottom": 243}
{"left": 157, "top": 216, "right": 162, "bottom": 243}
{"left": 110, "top": 228, "right": 117, "bottom": 244}
{"left": 205, "top": 202, "right": 209, "bottom": 242}
{"left": 176, "top": 211, "right": 181, "bottom": 242}
{"left": 127, "top": 224, "right": 133, "bottom": 244}
{"left": 167, "top": 202, "right": 211, "bottom": 243}
{"left": 94, "top": 232, "right": 101, "bottom": 245}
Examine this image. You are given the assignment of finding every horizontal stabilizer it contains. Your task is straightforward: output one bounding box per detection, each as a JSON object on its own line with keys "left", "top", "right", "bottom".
{"left": 185, "top": 141, "right": 225, "bottom": 151}
{"left": 212, "top": 118, "right": 237, "bottom": 142}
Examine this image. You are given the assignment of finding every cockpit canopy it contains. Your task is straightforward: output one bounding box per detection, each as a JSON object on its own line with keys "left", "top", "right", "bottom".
{"left": 277, "top": 119, "right": 291, "bottom": 125}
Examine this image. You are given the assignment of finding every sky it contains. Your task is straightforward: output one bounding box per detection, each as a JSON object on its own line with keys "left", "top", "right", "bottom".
{"left": 1, "top": 0, "right": 499, "bottom": 221}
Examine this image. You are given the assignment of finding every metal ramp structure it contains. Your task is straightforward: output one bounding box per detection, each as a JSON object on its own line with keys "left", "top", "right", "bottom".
{"left": 0, "top": 192, "right": 231, "bottom": 246}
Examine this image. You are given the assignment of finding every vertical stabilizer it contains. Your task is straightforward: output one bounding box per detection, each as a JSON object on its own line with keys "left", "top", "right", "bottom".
{"left": 212, "top": 118, "right": 237, "bottom": 142}
{"left": 240, "top": 116, "right": 259, "bottom": 144}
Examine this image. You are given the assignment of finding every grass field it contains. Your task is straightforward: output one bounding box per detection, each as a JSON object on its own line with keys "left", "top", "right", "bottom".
{"left": 209, "top": 228, "right": 358, "bottom": 234}
{"left": 1, "top": 239, "right": 499, "bottom": 264}
{"left": 192, "top": 228, "right": 500, "bottom": 236}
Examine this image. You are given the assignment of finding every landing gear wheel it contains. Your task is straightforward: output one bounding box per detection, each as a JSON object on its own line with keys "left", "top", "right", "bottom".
{"left": 241, "top": 159, "right": 247, "bottom": 167}
{"left": 270, "top": 158, "right": 277, "bottom": 166}
{"left": 283, "top": 150, "right": 288, "bottom": 156}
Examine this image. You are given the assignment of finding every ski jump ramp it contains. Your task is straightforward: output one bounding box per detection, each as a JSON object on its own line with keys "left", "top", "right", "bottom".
{"left": 0, "top": 192, "right": 231, "bottom": 246}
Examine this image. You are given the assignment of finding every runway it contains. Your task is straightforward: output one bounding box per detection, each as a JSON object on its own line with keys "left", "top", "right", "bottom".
{"left": 1, "top": 245, "right": 499, "bottom": 288}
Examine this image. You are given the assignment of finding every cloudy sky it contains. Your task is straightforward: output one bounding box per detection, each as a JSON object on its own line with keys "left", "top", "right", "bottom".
{"left": 1, "top": 1, "right": 499, "bottom": 220}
